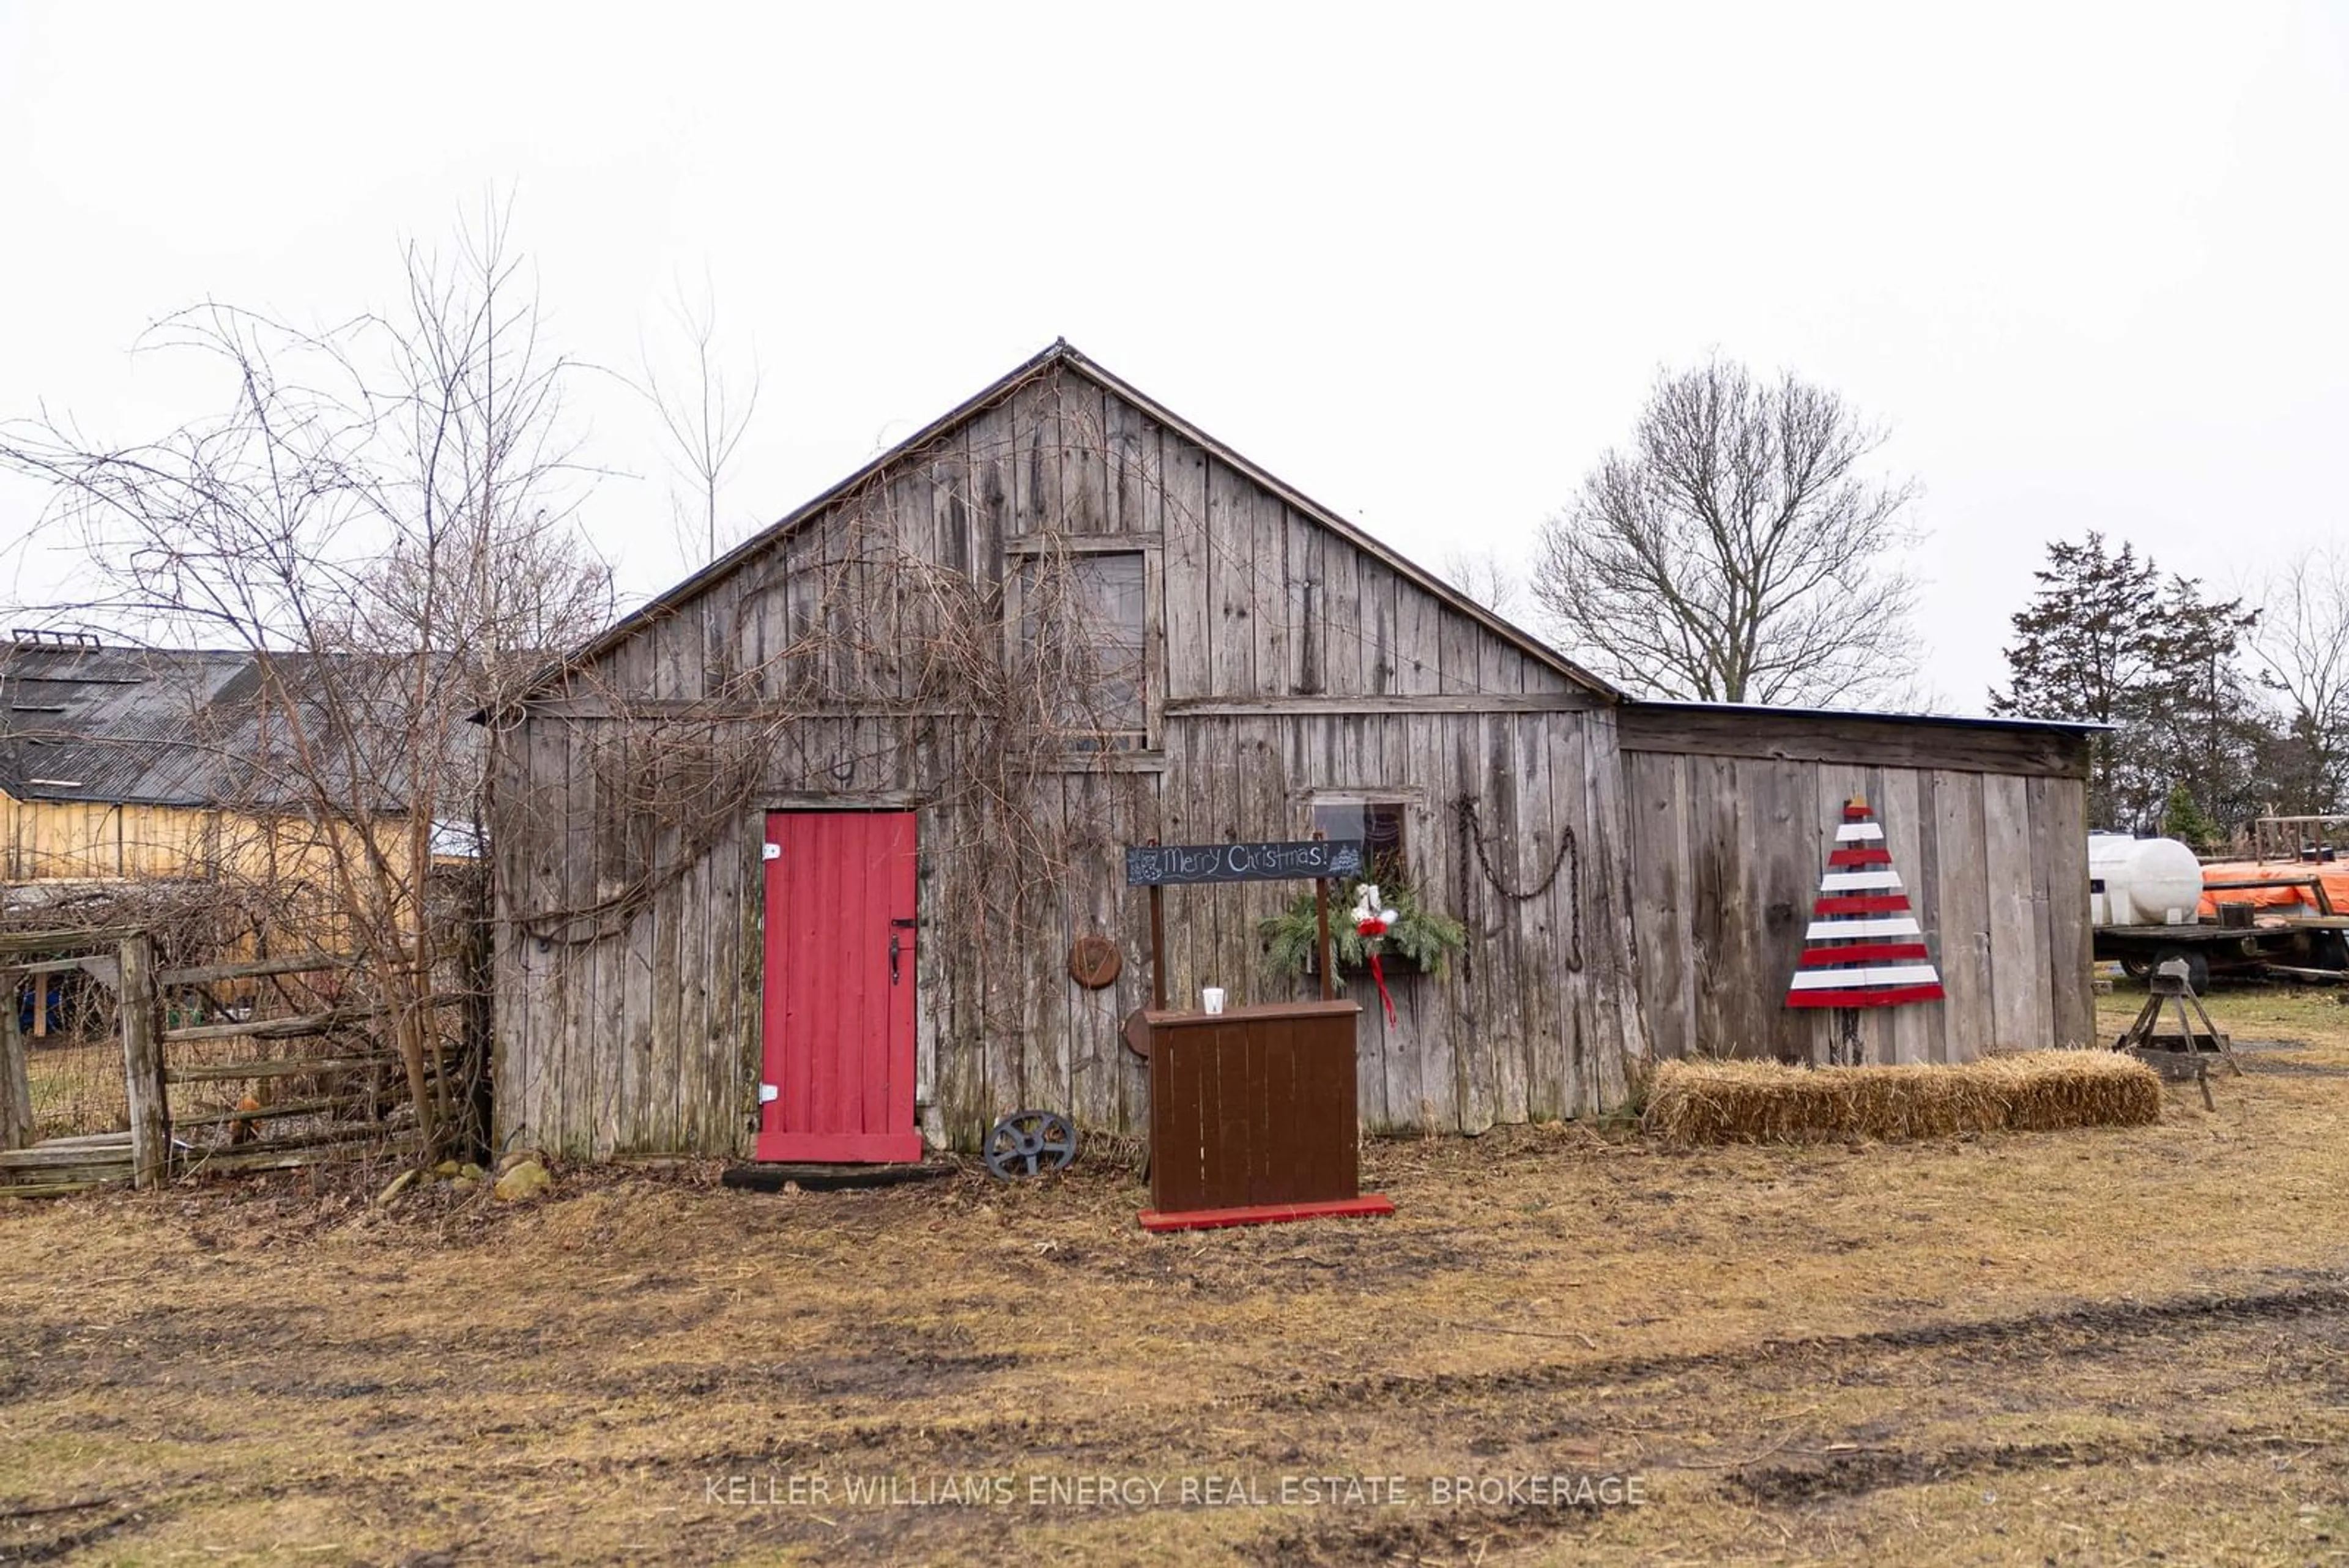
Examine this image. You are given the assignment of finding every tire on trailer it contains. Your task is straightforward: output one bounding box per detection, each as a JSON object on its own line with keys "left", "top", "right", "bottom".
{"left": 2153, "top": 945, "right": 2211, "bottom": 994}
{"left": 2118, "top": 954, "right": 2154, "bottom": 980}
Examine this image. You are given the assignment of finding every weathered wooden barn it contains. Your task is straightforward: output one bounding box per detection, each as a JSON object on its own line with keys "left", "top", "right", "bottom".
{"left": 483, "top": 342, "right": 2098, "bottom": 1160}
{"left": 0, "top": 639, "right": 460, "bottom": 938}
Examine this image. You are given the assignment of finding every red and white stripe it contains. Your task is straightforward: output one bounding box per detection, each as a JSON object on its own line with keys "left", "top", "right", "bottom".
{"left": 1785, "top": 798, "right": 1944, "bottom": 1010}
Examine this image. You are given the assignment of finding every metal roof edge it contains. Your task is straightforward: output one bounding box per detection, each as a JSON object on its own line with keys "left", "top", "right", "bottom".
{"left": 1622, "top": 698, "right": 2110, "bottom": 734}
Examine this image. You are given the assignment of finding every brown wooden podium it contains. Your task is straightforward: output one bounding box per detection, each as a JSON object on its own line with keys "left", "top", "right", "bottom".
{"left": 1135, "top": 998, "right": 1395, "bottom": 1232}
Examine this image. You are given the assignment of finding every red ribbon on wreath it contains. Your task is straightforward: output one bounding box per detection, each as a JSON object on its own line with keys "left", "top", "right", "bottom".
{"left": 1351, "top": 883, "right": 1401, "bottom": 1027}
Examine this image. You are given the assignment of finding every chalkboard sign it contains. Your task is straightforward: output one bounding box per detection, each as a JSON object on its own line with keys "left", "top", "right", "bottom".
{"left": 1124, "top": 839, "right": 1365, "bottom": 887}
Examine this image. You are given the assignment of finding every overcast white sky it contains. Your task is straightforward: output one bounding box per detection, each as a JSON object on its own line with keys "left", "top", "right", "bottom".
{"left": 4, "top": 2, "right": 2343, "bottom": 712}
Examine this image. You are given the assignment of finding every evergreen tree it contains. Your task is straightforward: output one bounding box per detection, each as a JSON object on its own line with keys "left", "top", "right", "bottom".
{"left": 1992, "top": 533, "right": 2266, "bottom": 837}
{"left": 2142, "top": 578, "right": 2265, "bottom": 837}
{"left": 2159, "top": 782, "right": 2224, "bottom": 853}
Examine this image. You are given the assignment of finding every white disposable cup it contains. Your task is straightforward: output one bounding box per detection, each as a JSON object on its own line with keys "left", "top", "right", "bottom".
{"left": 1202, "top": 987, "right": 1226, "bottom": 1014}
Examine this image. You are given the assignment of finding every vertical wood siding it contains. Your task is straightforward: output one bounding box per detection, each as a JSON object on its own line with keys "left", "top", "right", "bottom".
{"left": 494, "top": 708, "right": 1642, "bottom": 1155}
{"left": 1620, "top": 749, "right": 2093, "bottom": 1063}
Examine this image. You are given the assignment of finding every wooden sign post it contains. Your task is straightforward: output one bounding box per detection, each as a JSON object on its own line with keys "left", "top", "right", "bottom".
{"left": 1315, "top": 853, "right": 1334, "bottom": 1003}
{"left": 1125, "top": 836, "right": 1364, "bottom": 1009}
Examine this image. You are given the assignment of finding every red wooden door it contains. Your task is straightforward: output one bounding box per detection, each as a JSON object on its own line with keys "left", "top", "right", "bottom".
{"left": 758, "top": 811, "right": 923, "bottom": 1163}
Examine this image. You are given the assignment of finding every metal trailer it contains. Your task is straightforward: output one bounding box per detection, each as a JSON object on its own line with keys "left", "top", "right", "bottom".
{"left": 2093, "top": 872, "right": 2349, "bottom": 992}
{"left": 2092, "top": 920, "right": 2349, "bottom": 992}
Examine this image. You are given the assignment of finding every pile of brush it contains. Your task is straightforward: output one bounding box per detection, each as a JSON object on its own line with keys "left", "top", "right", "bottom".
{"left": 1643, "top": 1050, "right": 2162, "bottom": 1145}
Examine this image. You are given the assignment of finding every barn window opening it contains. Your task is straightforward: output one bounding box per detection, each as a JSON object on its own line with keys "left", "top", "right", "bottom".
{"left": 1312, "top": 797, "right": 1409, "bottom": 885}
{"left": 1018, "top": 551, "right": 1146, "bottom": 746}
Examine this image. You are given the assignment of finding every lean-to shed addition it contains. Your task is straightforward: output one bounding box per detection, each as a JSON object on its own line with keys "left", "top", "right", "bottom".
{"left": 486, "top": 343, "right": 1652, "bottom": 1158}
{"left": 1618, "top": 702, "right": 2097, "bottom": 1065}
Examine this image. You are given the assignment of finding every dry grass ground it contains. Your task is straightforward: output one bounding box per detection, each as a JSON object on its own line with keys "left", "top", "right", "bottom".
{"left": 22, "top": 1038, "right": 129, "bottom": 1140}
{"left": 4, "top": 984, "right": 2348, "bottom": 1566}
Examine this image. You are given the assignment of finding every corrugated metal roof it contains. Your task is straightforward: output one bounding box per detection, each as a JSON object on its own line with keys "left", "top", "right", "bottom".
{"left": 0, "top": 644, "right": 439, "bottom": 809}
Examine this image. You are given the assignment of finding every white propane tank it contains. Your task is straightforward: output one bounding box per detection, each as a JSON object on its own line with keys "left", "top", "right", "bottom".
{"left": 2087, "top": 833, "right": 2205, "bottom": 927}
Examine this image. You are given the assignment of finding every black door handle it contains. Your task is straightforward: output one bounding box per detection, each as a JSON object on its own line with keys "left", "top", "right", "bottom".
{"left": 889, "top": 932, "right": 900, "bottom": 985}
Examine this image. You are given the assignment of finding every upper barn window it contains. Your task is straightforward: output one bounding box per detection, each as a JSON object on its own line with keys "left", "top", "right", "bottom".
{"left": 1017, "top": 551, "right": 1146, "bottom": 746}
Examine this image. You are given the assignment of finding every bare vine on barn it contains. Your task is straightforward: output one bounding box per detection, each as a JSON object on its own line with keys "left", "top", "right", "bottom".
{"left": 500, "top": 388, "right": 1176, "bottom": 1055}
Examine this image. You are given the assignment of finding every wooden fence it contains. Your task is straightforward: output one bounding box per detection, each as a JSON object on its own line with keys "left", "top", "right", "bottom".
{"left": 0, "top": 927, "right": 454, "bottom": 1195}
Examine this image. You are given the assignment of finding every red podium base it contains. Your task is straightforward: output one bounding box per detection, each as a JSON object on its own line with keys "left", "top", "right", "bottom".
{"left": 1137, "top": 1193, "right": 1396, "bottom": 1233}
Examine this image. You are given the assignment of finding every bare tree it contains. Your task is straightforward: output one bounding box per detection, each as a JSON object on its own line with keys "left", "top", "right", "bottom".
{"left": 1532, "top": 358, "right": 1923, "bottom": 707}
{"left": 640, "top": 275, "right": 761, "bottom": 565}
{"left": 0, "top": 198, "right": 615, "bottom": 1153}
{"left": 2246, "top": 544, "right": 2349, "bottom": 814}
{"left": 1438, "top": 546, "right": 1524, "bottom": 620}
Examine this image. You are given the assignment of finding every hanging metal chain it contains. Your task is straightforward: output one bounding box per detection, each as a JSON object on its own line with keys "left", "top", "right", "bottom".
{"left": 1455, "top": 794, "right": 1583, "bottom": 973}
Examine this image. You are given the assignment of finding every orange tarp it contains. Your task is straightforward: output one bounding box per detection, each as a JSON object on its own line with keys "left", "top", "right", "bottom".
{"left": 2197, "top": 860, "right": 2349, "bottom": 918}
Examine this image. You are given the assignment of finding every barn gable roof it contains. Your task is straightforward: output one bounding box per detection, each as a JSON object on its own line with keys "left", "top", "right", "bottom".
{"left": 519, "top": 340, "right": 1617, "bottom": 707}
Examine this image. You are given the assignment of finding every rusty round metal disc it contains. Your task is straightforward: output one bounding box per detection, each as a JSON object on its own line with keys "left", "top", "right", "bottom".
{"left": 1067, "top": 934, "right": 1122, "bottom": 989}
{"left": 1122, "top": 1006, "right": 1152, "bottom": 1060}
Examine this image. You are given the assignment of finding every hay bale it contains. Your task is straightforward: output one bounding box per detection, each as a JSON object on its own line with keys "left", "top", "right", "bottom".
{"left": 1642, "top": 1050, "right": 2163, "bottom": 1145}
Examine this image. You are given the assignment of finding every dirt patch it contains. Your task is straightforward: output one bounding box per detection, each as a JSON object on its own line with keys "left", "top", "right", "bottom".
{"left": 1245, "top": 1495, "right": 1608, "bottom": 1566}
{"left": 0, "top": 1499, "right": 140, "bottom": 1565}
{"left": 2234, "top": 1042, "right": 2349, "bottom": 1077}
{"left": 2240, "top": 1057, "right": 2349, "bottom": 1077}
{"left": 1735, "top": 1427, "right": 2344, "bottom": 1506}
{"left": 1266, "top": 1283, "right": 2349, "bottom": 1415}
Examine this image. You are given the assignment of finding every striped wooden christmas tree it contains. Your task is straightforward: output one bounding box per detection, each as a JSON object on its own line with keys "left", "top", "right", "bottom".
{"left": 1786, "top": 795, "right": 1945, "bottom": 1009}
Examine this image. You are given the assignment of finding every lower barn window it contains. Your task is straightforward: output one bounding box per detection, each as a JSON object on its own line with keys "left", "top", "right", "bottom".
{"left": 1311, "top": 798, "right": 1408, "bottom": 884}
